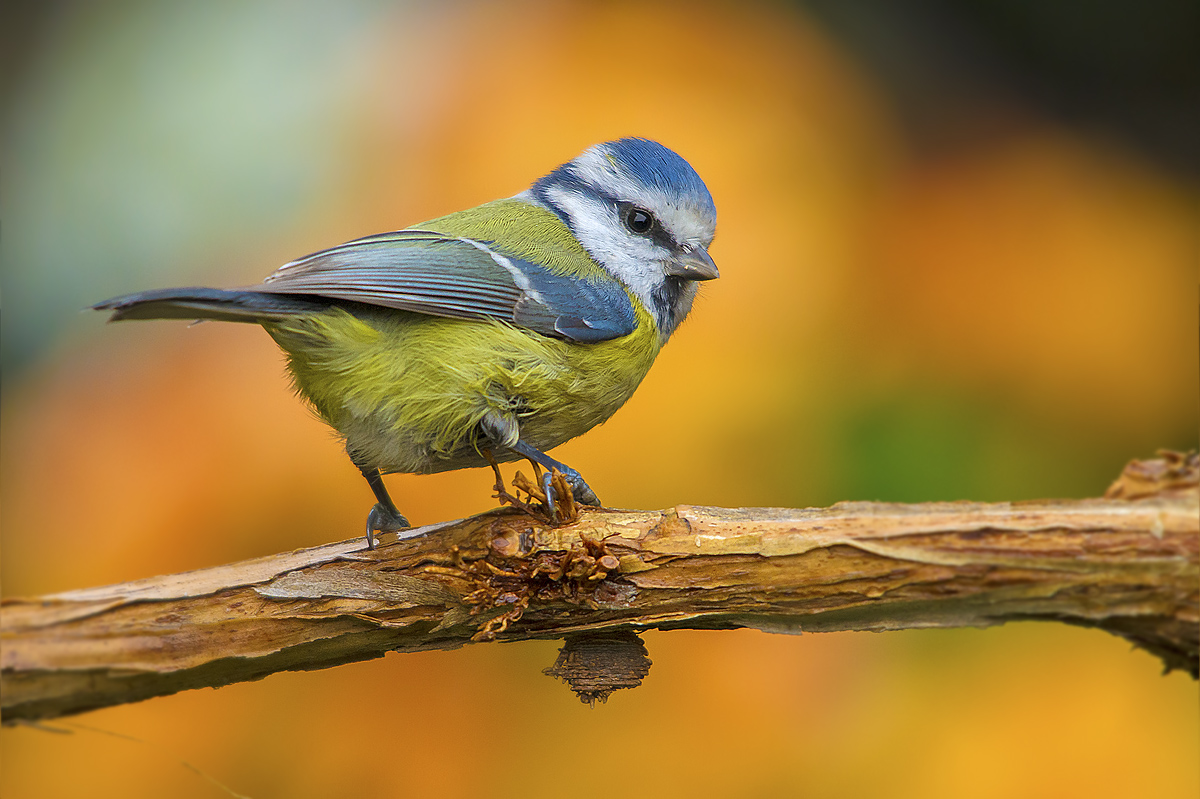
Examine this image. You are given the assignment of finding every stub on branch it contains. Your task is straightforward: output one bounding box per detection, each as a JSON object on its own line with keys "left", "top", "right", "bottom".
{"left": 543, "top": 629, "right": 653, "bottom": 706}
{"left": 1106, "top": 450, "right": 1199, "bottom": 500}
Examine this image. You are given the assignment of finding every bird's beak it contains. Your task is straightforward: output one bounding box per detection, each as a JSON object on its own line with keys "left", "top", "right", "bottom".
{"left": 666, "top": 245, "right": 720, "bottom": 281}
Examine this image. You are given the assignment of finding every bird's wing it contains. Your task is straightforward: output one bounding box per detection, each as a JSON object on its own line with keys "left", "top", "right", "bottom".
{"left": 252, "top": 229, "right": 636, "bottom": 343}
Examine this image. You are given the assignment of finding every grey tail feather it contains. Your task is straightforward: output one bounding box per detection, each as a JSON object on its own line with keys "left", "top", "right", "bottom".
{"left": 92, "top": 287, "right": 333, "bottom": 324}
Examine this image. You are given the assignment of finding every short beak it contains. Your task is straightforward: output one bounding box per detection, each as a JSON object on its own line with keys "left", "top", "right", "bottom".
{"left": 666, "top": 245, "right": 720, "bottom": 281}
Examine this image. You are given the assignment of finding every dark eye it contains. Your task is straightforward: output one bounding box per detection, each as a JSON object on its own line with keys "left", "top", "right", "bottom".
{"left": 624, "top": 206, "right": 654, "bottom": 234}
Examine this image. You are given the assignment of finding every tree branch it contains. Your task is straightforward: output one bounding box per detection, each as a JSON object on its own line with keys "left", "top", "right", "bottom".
{"left": 3, "top": 453, "right": 1196, "bottom": 723}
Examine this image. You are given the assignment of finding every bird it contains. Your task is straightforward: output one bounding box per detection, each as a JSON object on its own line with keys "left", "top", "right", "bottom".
{"left": 94, "top": 137, "right": 718, "bottom": 547}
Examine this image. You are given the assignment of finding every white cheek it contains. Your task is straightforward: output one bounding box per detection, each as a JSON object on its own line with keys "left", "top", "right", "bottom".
{"left": 546, "top": 186, "right": 668, "bottom": 314}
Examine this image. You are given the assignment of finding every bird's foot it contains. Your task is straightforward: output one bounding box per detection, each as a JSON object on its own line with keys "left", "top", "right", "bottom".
{"left": 365, "top": 503, "right": 410, "bottom": 550}
{"left": 485, "top": 440, "right": 600, "bottom": 524}
{"left": 540, "top": 468, "right": 575, "bottom": 524}
{"left": 556, "top": 464, "right": 601, "bottom": 508}
{"left": 511, "top": 467, "right": 596, "bottom": 525}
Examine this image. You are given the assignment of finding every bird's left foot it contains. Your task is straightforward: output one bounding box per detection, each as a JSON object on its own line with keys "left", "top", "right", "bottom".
{"left": 554, "top": 464, "right": 601, "bottom": 508}
{"left": 539, "top": 468, "right": 575, "bottom": 523}
{"left": 486, "top": 438, "right": 601, "bottom": 524}
{"left": 508, "top": 467, "right": 595, "bottom": 524}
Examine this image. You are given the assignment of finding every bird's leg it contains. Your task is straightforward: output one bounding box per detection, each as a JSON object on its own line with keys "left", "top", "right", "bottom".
{"left": 354, "top": 461, "right": 410, "bottom": 550}
{"left": 509, "top": 439, "right": 602, "bottom": 523}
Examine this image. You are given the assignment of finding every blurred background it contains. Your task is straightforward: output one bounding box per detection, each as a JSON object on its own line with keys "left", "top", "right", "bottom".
{"left": 2, "top": 1, "right": 1196, "bottom": 797}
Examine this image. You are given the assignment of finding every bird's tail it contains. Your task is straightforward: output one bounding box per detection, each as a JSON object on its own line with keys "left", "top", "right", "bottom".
{"left": 93, "top": 287, "right": 331, "bottom": 324}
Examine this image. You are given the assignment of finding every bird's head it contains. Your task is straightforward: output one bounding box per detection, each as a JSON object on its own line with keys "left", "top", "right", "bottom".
{"left": 528, "top": 138, "right": 718, "bottom": 339}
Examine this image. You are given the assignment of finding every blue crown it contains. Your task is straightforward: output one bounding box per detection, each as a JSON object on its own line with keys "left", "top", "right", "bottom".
{"left": 532, "top": 138, "right": 715, "bottom": 221}
{"left": 602, "top": 138, "right": 715, "bottom": 215}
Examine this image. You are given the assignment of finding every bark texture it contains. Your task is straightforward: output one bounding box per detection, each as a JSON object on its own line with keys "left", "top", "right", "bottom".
{"left": 3, "top": 453, "right": 1196, "bottom": 724}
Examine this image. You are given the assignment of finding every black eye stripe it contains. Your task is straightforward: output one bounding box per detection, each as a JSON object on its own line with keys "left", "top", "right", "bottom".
{"left": 615, "top": 201, "right": 681, "bottom": 252}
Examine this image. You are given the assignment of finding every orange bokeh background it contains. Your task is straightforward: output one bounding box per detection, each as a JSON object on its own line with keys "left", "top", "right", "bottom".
{"left": 2, "top": 2, "right": 1196, "bottom": 797}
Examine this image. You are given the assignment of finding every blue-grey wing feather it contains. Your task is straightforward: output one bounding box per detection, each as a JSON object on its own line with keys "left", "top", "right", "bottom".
{"left": 511, "top": 263, "right": 636, "bottom": 343}
{"left": 253, "top": 230, "right": 636, "bottom": 342}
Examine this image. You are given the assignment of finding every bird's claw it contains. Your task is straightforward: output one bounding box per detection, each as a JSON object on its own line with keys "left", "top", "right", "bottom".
{"left": 569, "top": 479, "right": 601, "bottom": 507}
{"left": 365, "top": 503, "right": 410, "bottom": 550}
{"left": 540, "top": 467, "right": 600, "bottom": 524}
{"left": 541, "top": 469, "right": 560, "bottom": 523}
{"left": 557, "top": 465, "right": 601, "bottom": 507}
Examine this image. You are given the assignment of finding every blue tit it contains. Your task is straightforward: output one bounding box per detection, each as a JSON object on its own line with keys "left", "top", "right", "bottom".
{"left": 94, "top": 137, "right": 718, "bottom": 546}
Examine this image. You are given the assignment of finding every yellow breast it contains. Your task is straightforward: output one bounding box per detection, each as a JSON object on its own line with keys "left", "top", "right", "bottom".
{"left": 268, "top": 299, "right": 660, "bottom": 474}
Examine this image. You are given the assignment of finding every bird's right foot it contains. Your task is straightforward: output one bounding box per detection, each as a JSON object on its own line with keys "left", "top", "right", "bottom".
{"left": 365, "top": 503, "right": 410, "bottom": 550}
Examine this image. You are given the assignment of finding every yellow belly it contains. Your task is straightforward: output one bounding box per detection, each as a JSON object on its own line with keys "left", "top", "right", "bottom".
{"left": 266, "top": 303, "right": 661, "bottom": 474}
